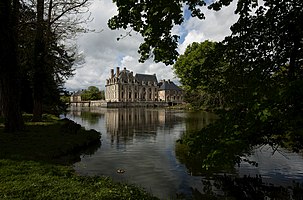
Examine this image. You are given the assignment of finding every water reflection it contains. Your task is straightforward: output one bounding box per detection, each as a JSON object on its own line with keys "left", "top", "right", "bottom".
{"left": 67, "top": 107, "right": 303, "bottom": 199}
{"left": 67, "top": 107, "right": 196, "bottom": 199}
{"left": 197, "top": 174, "right": 303, "bottom": 199}
{"left": 105, "top": 108, "right": 182, "bottom": 144}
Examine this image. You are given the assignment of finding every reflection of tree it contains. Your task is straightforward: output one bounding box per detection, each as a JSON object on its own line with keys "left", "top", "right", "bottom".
{"left": 68, "top": 107, "right": 102, "bottom": 125}
{"left": 176, "top": 111, "right": 224, "bottom": 175}
{"left": 80, "top": 112, "right": 101, "bottom": 125}
{"left": 177, "top": 119, "right": 303, "bottom": 199}
{"left": 179, "top": 111, "right": 256, "bottom": 172}
{"left": 175, "top": 142, "right": 236, "bottom": 176}
{"left": 184, "top": 111, "right": 217, "bottom": 133}
{"left": 190, "top": 175, "right": 303, "bottom": 200}
{"left": 59, "top": 137, "right": 101, "bottom": 165}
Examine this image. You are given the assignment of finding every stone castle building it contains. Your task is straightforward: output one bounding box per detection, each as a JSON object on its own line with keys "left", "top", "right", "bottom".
{"left": 105, "top": 67, "right": 183, "bottom": 103}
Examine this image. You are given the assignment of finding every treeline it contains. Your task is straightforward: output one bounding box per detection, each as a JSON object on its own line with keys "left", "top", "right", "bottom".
{"left": 0, "top": 0, "right": 90, "bottom": 132}
{"left": 69, "top": 86, "right": 105, "bottom": 101}
{"left": 81, "top": 86, "right": 105, "bottom": 101}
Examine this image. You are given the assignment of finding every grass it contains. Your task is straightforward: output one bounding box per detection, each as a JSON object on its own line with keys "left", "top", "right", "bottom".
{"left": 0, "top": 159, "right": 157, "bottom": 200}
{"left": 0, "top": 114, "right": 101, "bottom": 164}
{"left": 0, "top": 114, "right": 157, "bottom": 199}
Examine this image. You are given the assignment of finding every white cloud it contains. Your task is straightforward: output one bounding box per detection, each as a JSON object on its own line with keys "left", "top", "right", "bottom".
{"left": 65, "top": 0, "right": 238, "bottom": 91}
{"left": 178, "top": 30, "right": 205, "bottom": 55}
{"left": 177, "top": 1, "right": 238, "bottom": 54}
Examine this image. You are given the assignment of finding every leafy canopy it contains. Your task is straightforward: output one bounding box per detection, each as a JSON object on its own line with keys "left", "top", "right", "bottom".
{"left": 173, "top": 41, "right": 227, "bottom": 108}
{"left": 110, "top": 0, "right": 303, "bottom": 169}
{"left": 81, "top": 86, "right": 102, "bottom": 101}
{"left": 108, "top": 0, "right": 262, "bottom": 65}
{"left": 109, "top": 0, "right": 213, "bottom": 65}
{"left": 176, "top": 0, "right": 303, "bottom": 169}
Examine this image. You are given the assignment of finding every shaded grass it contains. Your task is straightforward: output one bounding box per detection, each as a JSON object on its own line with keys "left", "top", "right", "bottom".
{"left": 0, "top": 114, "right": 101, "bottom": 164}
{"left": 0, "top": 115, "right": 158, "bottom": 199}
{"left": 0, "top": 159, "right": 157, "bottom": 200}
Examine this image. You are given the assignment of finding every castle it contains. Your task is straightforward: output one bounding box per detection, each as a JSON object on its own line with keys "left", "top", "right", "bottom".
{"left": 105, "top": 67, "right": 183, "bottom": 104}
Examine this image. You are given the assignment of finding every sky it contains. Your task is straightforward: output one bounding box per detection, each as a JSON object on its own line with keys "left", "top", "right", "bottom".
{"left": 64, "top": 0, "right": 239, "bottom": 91}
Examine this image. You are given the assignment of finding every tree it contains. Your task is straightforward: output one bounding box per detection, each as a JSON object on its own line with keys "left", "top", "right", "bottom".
{"left": 31, "top": 0, "right": 90, "bottom": 121}
{"left": 110, "top": 0, "right": 303, "bottom": 169}
{"left": 32, "top": 0, "right": 46, "bottom": 121}
{"left": 173, "top": 41, "right": 227, "bottom": 109}
{"left": 0, "top": 0, "right": 89, "bottom": 130}
{"left": 18, "top": 1, "right": 77, "bottom": 115}
{"left": 0, "top": 0, "right": 24, "bottom": 132}
{"left": 81, "top": 86, "right": 102, "bottom": 101}
{"left": 182, "top": 0, "right": 303, "bottom": 168}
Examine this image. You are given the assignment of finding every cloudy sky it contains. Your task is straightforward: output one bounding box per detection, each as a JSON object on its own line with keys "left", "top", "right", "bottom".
{"left": 64, "top": 0, "right": 239, "bottom": 91}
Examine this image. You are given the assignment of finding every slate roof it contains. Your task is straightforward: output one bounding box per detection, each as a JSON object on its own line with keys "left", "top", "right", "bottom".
{"left": 72, "top": 90, "right": 83, "bottom": 96}
{"left": 117, "top": 69, "right": 131, "bottom": 77}
{"left": 159, "top": 81, "right": 182, "bottom": 91}
{"left": 135, "top": 74, "right": 158, "bottom": 83}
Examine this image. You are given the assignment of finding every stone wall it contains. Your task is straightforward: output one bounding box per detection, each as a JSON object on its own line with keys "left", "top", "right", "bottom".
{"left": 69, "top": 100, "right": 169, "bottom": 108}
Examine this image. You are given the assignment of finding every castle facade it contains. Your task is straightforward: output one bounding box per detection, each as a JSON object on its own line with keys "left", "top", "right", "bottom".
{"left": 105, "top": 67, "right": 183, "bottom": 103}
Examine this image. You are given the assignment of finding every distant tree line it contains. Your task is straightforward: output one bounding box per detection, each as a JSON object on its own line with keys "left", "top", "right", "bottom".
{"left": 81, "top": 86, "right": 105, "bottom": 101}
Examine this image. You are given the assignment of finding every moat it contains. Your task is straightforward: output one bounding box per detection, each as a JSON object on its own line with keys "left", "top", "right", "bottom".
{"left": 66, "top": 107, "right": 303, "bottom": 199}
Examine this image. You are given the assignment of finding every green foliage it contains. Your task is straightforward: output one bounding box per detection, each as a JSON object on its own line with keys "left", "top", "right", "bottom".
{"left": 111, "top": 0, "right": 303, "bottom": 171}
{"left": 18, "top": 2, "right": 76, "bottom": 116}
{"left": 109, "top": 0, "right": 220, "bottom": 65}
{"left": 173, "top": 41, "right": 227, "bottom": 109}
{"left": 60, "top": 95, "right": 70, "bottom": 104}
{"left": 109, "top": 0, "right": 243, "bottom": 64}
{"left": 179, "top": 0, "right": 303, "bottom": 170}
{"left": 81, "top": 86, "right": 102, "bottom": 101}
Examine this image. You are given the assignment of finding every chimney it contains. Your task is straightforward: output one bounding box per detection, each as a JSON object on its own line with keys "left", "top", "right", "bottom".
{"left": 111, "top": 69, "right": 114, "bottom": 78}
{"left": 116, "top": 67, "right": 120, "bottom": 77}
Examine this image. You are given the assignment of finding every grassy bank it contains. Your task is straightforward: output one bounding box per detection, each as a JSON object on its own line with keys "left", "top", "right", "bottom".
{"left": 0, "top": 115, "right": 157, "bottom": 199}
{"left": 0, "top": 159, "right": 156, "bottom": 199}
{"left": 0, "top": 114, "right": 101, "bottom": 164}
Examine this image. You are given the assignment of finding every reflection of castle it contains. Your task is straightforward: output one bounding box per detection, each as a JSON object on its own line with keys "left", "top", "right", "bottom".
{"left": 67, "top": 107, "right": 184, "bottom": 144}
{"left": 106, "top": 109, "right": 159, "bottom": 136}
{"left": 105, "top": 67, "right": 183, "bottom": 103}
{"left": 105, "top": 108, "right": 183, "bottom": 143}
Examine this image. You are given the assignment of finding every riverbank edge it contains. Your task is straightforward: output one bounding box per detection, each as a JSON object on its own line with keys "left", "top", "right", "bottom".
{"left": 0, "top": 115, "right": 158, "bottom": 199}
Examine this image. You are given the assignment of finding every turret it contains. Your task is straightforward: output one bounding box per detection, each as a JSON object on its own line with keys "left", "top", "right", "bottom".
{"left": 116, "top": 67, "right": 120, "bottom": 77}
{"left": 111, "top": 69, "right": 114, "bottom": 78}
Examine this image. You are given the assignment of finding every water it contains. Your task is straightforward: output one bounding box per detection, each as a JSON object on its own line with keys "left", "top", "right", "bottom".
{"left": 66, "top": 107, "right": 303, "bottom": 199}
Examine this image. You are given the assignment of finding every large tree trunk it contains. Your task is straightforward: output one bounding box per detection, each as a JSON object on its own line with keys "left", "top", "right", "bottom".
{"left": 0, "top": 0, "right": 24, "bottom": 132}
{"left": 32, "top": 0, "right": 45, "bottom": 122}
{"left": 0, "top": 82, "right": 3, "bottom": 118}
